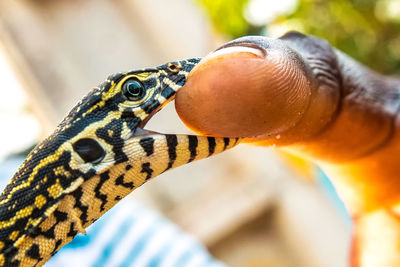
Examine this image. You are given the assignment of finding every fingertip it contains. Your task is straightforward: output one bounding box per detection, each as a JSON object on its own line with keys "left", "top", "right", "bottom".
{"left": 176, "top": 43, "right": 312, "bottom": 139}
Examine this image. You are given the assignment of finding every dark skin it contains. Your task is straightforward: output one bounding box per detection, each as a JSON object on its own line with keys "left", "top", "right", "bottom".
{"left": 175, "top": 32, "right": 400, "bottom": 267}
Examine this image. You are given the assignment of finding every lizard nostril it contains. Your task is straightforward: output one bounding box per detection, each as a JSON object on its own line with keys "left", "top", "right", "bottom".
{"left": 73, "top": 138, "right": 105, "bottom": 164}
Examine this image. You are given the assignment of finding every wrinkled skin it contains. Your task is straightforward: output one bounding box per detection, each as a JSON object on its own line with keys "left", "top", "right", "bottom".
{"left": 175, "top": 32, "right": 400, "bottom": 267}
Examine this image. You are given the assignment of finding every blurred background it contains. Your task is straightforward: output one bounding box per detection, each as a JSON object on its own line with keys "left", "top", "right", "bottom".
{"left": 0, "top": 0, "right": 398, "bottom": 266}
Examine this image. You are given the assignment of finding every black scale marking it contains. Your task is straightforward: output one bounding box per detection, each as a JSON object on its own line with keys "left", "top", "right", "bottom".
{"left": 165, "top": 135, "right": 178, "bottom": 171}
{"left": 115, "top": 174, "right": 134, "bottom": 189}
{"left": 188, "top": 136, "right": 198, "bottom": 163}
{"left": 94, "top": 172, "right": 109, "bottom": 212}
{"left": 139, "top": 137, "right": 155, "bottom": 157}
{"left": 141, "top": 163, "right": 153, "bottom": 180}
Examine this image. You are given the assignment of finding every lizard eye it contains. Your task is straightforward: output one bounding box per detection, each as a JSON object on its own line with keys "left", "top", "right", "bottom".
{"left": 73, "top": 138, "right": 105, "bottom": 164}
{"left": 122, "top": 78, "right": 145, "bottom": 101}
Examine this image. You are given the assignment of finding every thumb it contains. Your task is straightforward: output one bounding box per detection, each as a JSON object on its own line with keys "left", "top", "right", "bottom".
{"left": 175, "top": 32, "right": 394, "bottom": 162}
{"left": 175, "top": 32, "right": 339, "bottom": 143}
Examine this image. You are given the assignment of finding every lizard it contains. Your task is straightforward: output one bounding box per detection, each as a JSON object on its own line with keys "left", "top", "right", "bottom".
{"left": 0, "top": 58, "right": 239, "bottom": 266}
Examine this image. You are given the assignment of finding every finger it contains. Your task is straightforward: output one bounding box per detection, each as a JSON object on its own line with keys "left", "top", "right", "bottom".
{"left": 175, "top": 33, "right": 394, "bottom": 162}
{"left": 175, "top": 37, "right": 313, "bottom": 139}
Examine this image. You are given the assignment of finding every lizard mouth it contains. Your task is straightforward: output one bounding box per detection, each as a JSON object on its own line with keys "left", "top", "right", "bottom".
{"left": 130, "top": 96, "right": 178, "bottom": 138}
{"left": 130, "top": 73, "right": 187, "bottom": 138}
{"left": 132, "top": 127, "right": 160, "bottom": 137}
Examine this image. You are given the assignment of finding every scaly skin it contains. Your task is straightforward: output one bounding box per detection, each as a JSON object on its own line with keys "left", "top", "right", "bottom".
{"left": 0, "top": 59, "right": 239, "bottom": 266}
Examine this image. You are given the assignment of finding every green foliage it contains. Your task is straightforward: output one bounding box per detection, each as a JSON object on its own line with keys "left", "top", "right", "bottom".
{"left": 196, "top": 0, "right": 400, "bottom": 74}
{"left": 280, "top": 0, "right": 400, "bottom": 74}
{"left": 195, "top": 0, "right": 251, "bottom": 38}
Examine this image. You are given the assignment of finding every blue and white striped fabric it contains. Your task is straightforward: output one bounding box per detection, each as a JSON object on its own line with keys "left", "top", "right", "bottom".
{"left": 315, "top": 168, "right": 351, "bottom": 224}
{"left": 46, "top": 198, "right": 225, "bottom": 267}
{"left": 0, "top": 158, "right": 225, "bottom": 267}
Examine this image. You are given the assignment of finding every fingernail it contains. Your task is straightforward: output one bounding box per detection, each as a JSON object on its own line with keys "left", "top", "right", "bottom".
{"left": 203, "top": 44, "right": 266, "bottom": 62}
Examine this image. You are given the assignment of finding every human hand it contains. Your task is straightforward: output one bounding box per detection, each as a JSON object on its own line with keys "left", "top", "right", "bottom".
{"left": 175, "top": 32, "right": 400, "bottom": 267}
